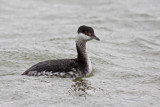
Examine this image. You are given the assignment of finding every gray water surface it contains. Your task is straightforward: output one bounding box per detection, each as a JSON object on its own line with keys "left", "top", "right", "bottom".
{"left": 0, "top": 0, "right": 160, "bottom": 107}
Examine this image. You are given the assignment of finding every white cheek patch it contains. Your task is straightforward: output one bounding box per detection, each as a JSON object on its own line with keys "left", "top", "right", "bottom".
{"left": 76, "top": 33, "right": 92, "bottom": 41}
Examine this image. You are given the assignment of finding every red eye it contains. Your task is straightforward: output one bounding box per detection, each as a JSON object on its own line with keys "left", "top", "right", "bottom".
{"left": 85, "top": 32, "right": 89, "bottom": 36}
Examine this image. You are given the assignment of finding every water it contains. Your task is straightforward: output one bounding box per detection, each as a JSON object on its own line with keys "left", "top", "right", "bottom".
{"left": 0, "top": 0, "right": 160, "bottom": 106}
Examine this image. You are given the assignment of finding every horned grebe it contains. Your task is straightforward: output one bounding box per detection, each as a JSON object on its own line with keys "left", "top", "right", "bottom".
{"left": 22, "top": 25, "right": 100, "bottom": 78}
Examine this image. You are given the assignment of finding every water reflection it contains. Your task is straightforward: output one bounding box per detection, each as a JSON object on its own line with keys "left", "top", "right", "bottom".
{"left": 68, "top": 78, "right": 94, "bottom": 97}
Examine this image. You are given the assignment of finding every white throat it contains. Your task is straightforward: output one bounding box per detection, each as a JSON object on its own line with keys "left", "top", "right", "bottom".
{"left": 76, "top": 33, "right": 92, "bottom": 43}
{"left": 86, "top": 55, "right": 92, "bottom": 76}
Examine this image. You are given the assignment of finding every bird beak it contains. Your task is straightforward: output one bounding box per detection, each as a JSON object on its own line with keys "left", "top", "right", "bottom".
{"left": 92, "top": 34, "right": 100, "bottom": 41}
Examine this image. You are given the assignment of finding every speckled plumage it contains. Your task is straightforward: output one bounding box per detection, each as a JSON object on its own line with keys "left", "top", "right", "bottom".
{"left": 22, "top": 59, "right": 84, "bottom": 77}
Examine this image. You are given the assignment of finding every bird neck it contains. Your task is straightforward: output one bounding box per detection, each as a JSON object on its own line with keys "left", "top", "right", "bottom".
{"left": 76, "top": 40, "right": 88, "bottom": 64}
{"left": 76, "top": 40, "right": 92, "bottom": 75}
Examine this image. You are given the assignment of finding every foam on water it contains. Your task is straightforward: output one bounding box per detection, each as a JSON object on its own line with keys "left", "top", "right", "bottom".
{"left": 0, "top": 0, "right": 160, "bottom": 107}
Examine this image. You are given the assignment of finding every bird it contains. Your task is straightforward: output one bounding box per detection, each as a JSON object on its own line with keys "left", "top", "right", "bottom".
{"left": 22, "top": 25, "right": 100, "bottom": 78}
